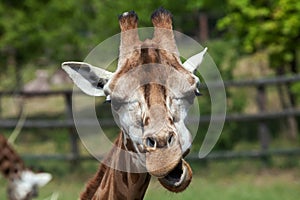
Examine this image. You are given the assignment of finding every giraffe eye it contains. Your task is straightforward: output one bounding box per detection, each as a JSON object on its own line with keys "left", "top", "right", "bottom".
{"left": 128, "top": 101, "right": 139, "bottom": 111}
{"left": 111, "top": 98, "right": 124, "bottom": 110}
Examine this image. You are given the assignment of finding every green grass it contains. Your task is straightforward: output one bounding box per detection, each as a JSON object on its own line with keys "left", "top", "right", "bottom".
{"left": 145, "top": 167, "right": 300, "bottom": 200}
{"left": 1, "top": 160, "right": 300, "bottom": 200}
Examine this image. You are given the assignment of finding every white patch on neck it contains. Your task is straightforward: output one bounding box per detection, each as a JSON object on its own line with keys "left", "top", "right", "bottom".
{"left": 10, "top": 170, "right": 52, "bottom": 200}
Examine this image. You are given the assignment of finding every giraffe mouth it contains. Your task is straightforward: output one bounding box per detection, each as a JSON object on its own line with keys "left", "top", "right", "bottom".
{"left": 158, "top": 159, "right": 192, "bottom": 192}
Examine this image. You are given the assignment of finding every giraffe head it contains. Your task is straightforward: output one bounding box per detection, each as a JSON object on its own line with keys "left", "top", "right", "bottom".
{"left": 62, "top": 8, "right": 206, "bottom": 192}
{"left": 7, "top": 170, "right": 52, "bottom": 200}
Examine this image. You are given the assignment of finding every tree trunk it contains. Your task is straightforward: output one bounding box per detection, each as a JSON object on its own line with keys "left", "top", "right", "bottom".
{"left": 288, "top": 48, "right": 298, "bottom": 106}
{"left": 198, "top": 13, "right": 208, "bottom": 42}
{"left": 275, "top": 67, "right": 298, "bottom": 140}
{"left": 256, "top": 85, "right": 271, "bottom": 151}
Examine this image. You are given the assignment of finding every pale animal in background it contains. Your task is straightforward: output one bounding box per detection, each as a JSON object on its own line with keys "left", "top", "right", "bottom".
{"left": 0, "top": 134, "right": 52, "bottom": 200}
{"left": 23, "top": 70, "right": 50, "bottom": 92}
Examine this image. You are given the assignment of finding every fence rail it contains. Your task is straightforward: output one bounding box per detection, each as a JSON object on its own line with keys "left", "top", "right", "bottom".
{"left": 1, "top": 108, "right": 300, "bottom": 128}
{"left": 20, "top": 148, "right": 300, "bottom": 162}
{"left": 1, "top": 74, "right": 300, "bottom": 162}
{"left": 200, "top": 73, "right": 300, "bottom": 88}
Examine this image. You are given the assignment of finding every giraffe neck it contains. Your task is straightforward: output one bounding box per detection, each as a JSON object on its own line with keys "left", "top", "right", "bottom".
{"left": 81, "top": 132, "right": 151, "bottom": 200}
{"left": 0, "top": 134, "right": 26, "bottom": 180}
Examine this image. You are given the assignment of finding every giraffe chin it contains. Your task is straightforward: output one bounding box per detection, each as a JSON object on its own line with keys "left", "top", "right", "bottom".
{"left": 158, "top": 159, "right": 192, "bottom": 193}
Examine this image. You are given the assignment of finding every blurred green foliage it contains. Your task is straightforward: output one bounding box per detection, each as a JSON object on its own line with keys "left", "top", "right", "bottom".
{"left": 0, "top": 1, "right": 191, "bottom": 65}
{"left": 0, "top": 0, "right": 227, "bottom": 91}
{"left": 218, "top": 0, "right": 300, "bottom": 68}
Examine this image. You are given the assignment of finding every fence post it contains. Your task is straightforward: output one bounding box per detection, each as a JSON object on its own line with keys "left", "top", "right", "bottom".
{"left": 256, "top": 85, "right": 271, "bottom": 162}
{"left": 64, "top": 92, "right": 80, "bottom": 166}
{"left": 0, "top": 94, "right": 2, "bottom": 118}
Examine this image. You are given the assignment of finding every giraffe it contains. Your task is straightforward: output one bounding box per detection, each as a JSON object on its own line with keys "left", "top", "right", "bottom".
{"left": 62, "top": 7, "right": 207, "bottom": 200}
{"left": 0, "top": 134, "right": 52, "bottom": 200}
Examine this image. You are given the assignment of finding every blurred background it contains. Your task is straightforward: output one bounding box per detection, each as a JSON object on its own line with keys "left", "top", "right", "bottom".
{"left": 0, "top": 0, "right": 300, "bottom": 199}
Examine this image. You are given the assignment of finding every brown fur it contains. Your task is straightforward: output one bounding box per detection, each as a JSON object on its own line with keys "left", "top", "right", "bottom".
{"left": 80, "top": 133, "right": 151, "bottom": 200}
{"left": 119, "top": 11, "right": 138, "bottom": 31}
{"left": 151, "top": 7, "right": 173, "bottom": 29}
{"left": 143, "top": 83, "right": 166, "bottom": 107}
{"left": 0, "top": 134, "right": 25, "bottom": 179}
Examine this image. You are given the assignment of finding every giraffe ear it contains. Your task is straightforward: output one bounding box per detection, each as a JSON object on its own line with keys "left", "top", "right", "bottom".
{"left": 62, "top": 61, "right": 114, "bottom": 96}
{"left": 182, "top": 47, "right": 207, "bottom": 73}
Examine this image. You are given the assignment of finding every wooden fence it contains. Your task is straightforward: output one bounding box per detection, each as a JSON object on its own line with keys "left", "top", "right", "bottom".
{"left": 1, "top": 74, "right": 300, "bottom": 163}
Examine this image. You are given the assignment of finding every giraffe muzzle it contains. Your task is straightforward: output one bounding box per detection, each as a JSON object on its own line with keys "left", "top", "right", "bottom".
{"left": 144, "top": 131, "right": 183, "bottom": 178}
{"left": 143, "top": 129, "right": 192, "bottom": 192}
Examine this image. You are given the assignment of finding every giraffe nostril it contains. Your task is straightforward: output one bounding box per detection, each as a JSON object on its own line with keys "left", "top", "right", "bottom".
{"left": 146, "top": 137, "right": 156, "bottom": 148}
{"left": 167, "top": 133, "right": 175, "bottom": 146}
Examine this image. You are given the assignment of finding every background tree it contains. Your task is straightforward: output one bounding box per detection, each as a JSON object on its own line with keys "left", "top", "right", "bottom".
{"left": 218, "top": 0, "right": 300, "bottom": 75}
{"left": 0, "top": 0, "right": 210, "bottom": 89}
{"left": 218, "top": 0, "right": 300, "bottom": 139}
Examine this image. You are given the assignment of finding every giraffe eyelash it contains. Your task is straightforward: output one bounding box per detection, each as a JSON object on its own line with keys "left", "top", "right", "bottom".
{"left": 195, "top": 88, "right": 202, "bottom": 96}
{"left": 105, "top": 95, "right": 111, "bottom": 103}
